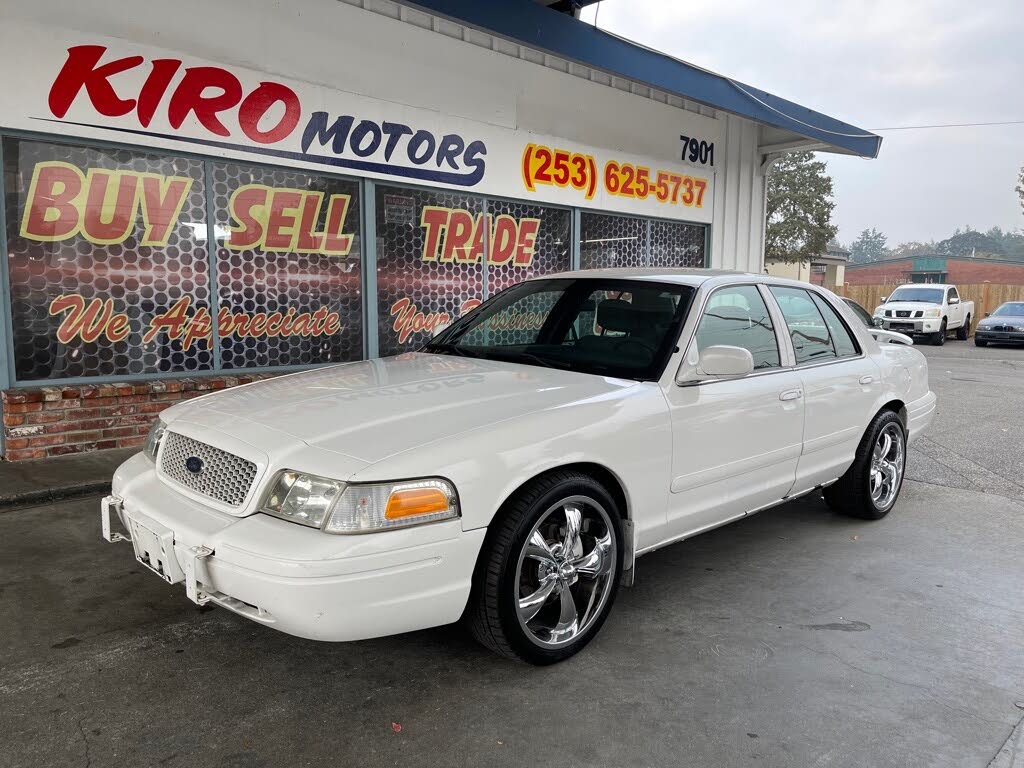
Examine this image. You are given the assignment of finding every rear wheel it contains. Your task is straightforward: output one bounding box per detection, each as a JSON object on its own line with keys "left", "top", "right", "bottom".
{"left": 931, "top": 319, "right": 947, "bottom": 346}
{"left": 956, "top": 316, "right": 971, "bottom": 340}
{"left": 823, "top": 410, "right": 907, "bottom": 520}
{"left": 467, "top": 471, "right": 623, "bottom": 664}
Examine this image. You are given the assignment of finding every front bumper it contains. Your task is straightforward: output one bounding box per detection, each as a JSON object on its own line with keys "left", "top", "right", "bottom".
{"left": 874, "top": 318, "right": 943, "bottom": 335}
{"left": 975, "top": 329, "right": 1024, "bottom": 344}
{"left": 103, "top": 453, "right": 486, "bottom": 642}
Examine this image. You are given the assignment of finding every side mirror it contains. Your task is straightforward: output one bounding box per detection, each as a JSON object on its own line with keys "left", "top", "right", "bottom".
{"left": 949, "top": 297, "right": 960, "bottom": 305}
{"left": 431, "top": 321, "right": 452, "bottom": 339}
{"left": 985, "top": 312, "right": 991, "bottom": 317}
{"left": 880, "top": 296, "right": 887, "bottom": 303}
{"left": 698, "top": 345, "right": 754, "bottom": 378}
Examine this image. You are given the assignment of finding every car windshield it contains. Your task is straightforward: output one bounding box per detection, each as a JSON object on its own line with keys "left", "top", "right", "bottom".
{"left": 423, "top": 278, "right": 695, "bottom": 380}
{"left": 887, "top": 287, "right": 944, "bottom": 303}
{"left": 992, "top": 302, "right": 1024, "bottom": 317}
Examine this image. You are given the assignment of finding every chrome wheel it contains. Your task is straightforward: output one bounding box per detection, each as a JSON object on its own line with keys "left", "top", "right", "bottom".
{"left": 514, "top": 496, "right": 616, "bottom": 648}
{"left": 870, "top": 423, "right": 904, "bottom": 510}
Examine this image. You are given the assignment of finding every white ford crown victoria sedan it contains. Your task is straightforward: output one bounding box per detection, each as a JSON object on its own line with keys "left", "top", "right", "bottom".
{"left": 102, "top": 270, "right": 936, "bottom": 664}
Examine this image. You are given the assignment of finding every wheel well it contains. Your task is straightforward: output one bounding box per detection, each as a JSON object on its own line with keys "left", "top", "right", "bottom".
{"left": 880, "top": 399, "right": 907, "bottom": 428}
{"left": 496, "top": 463, "right": 630, "bottom": 522}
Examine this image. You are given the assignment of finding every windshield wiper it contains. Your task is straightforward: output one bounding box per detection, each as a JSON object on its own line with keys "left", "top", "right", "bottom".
{"left": 422, "top": 343, "right": 478, "bottom": 358}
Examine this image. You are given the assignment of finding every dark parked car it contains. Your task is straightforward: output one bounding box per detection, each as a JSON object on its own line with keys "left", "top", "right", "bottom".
{"left": 975, "top": 302, "right": 1024, "bottom": 347}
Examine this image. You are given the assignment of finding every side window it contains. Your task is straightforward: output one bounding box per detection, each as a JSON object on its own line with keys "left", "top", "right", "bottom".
{"left": 843, "top": 298, "right": 875, "bottom": 328}
{"left": 812, "top": 294, "right": 859, "bottom": 357}
{"left": 949, "top": 287, "right": 959, "bottom": 302}
{"left": 694, "top": 285, "right": 780, "bottom": 369}
{"left": 769, "top": 287, "right": 836, "bottom": 364}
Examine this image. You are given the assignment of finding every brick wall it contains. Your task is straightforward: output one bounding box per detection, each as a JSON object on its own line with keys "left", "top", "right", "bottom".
{"left": 1, "top": 374, "right": 278, "bottom": 461}
{"left": 846, "top": 259, "right": 1024, "bottom": 286}
{"left": 844, "top": 260, "right": 913, "bottom": 286}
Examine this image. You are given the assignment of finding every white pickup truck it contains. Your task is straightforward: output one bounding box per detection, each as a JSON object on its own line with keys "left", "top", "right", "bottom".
{"left": 873, "top": 284, "right": 974, "bottom": 346}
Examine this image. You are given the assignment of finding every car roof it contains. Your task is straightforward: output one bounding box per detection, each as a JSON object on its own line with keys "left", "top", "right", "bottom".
{"left": 534, "top": 268, "right": 820, "bottom": 291}
{"left": 893, "top": 283, "right": 954, "bottom": 290}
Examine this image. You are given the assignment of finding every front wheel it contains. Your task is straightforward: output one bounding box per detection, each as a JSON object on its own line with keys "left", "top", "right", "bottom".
{"left": 931, "top": 319, "right": 947, "bottom": 346}
{"left": 823, "top": 410, "right": 907, "bottom": 520}
{"left": 466, "top": 471, "right": 623, "bottom": 664}
{"left": 956, "top": 316, "right": 971, "bottom": 340}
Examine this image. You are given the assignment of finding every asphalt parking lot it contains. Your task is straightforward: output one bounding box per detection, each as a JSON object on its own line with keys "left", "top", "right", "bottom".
{"left": 2, "top": 341, "right": 1023, "bottom": 768}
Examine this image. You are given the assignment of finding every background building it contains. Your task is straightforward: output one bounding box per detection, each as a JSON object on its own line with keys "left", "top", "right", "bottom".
{"left": 845, "top": 254, "right": 1024, "bottom": 286}
{"left": 0, "top": 0, "right": 879, "bottom": 459}
{"left": 766, "top": 243, "right": 849, "bottom": 291}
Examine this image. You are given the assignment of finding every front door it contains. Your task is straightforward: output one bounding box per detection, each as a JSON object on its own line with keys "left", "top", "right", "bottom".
{"left": 663, "top": 284, "right": 805, "bottom": 541}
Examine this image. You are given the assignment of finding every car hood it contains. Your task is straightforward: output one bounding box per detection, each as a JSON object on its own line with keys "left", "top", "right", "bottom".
{"left": 979, "top": 315, "right": 1024, "bottom": 327}
{"left": 880, "top": 301, "right": 937, "bottom": 314}
{"left": 162, "top": 353, "right": 641, "bottom": 464}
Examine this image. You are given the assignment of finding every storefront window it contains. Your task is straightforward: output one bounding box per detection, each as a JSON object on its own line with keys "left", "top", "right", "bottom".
{"left": 2, "top": 138, "right": 212, "bottom": 380}
{"left": 1, "top": 135, "right": 711, "bottom": 383}
{"left": 375, "top": 185, "right": 485, "bottom": 356}
{"left": 580, "top": 213, "right": 706, "bottom": 270}
{"left": 648, "top": 219, "right": 706, "bottom": 268}
{"left": 210, "top": 162, "right": 363, "bottom": 369}
{"left": 580, "top": 212, "right": 646, "bottom": 270}
{"left": 485, "top": 200, "right": 571, "bottom": 295}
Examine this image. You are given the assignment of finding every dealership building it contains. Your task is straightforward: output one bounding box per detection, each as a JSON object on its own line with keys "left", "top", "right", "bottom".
{"left": 0, "top": 0, "right": 880, "bottom": 460}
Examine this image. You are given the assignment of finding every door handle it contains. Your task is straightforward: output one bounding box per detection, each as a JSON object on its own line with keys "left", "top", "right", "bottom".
{"left": 859, "top": 375, "right": 874, "bottom": 385}
{"left": 779, "top": 389, "right": 802, "bottom": 401}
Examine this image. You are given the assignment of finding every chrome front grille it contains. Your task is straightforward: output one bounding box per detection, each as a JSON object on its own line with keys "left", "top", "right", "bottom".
{"left": 159, "top": 432, "right": 258, "bottom": 507}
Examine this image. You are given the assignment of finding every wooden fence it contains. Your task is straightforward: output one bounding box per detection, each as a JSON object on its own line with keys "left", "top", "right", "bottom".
{"left": 843, "top": 283, "right": 1024, "bottom": 323}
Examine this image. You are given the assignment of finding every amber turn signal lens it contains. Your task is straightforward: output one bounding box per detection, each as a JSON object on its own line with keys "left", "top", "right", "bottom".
{"left": 384, "top": 488, "right": 450, "bottom": 520}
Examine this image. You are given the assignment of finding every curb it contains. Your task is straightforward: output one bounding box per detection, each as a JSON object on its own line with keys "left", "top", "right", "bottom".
{"left": 0, "top": 481, "right": 112, "bottom": 512}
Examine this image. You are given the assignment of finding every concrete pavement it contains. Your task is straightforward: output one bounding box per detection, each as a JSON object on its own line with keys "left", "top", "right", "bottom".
{"left": 1, "top": 342, "right": 1022, "bottom": 768}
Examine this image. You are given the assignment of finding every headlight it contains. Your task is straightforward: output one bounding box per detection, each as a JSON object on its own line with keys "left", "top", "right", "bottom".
{"left": 873, "top": 307, "right": 883, "bottom": 316}
{"left": 325, "top": 478, "right": 459, "bottom": 534}
{"left": 143, "top": 420, "right": 167, "bottom": 462}
{"left": 260, "top": 470, "right": 345, "bottom": 528}
{"left": 924, "top": 308, "right": 941, "bottom": 318}
{"left": 259, "top": 473, "right": 460, "bottom": 533}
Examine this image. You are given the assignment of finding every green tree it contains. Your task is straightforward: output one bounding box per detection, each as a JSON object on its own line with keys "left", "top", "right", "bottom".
{"left": 890, "top": 240, "right": 938, "bottom": 258}
{"left": 986, "top": 226, "right": 1024, "bottom": 261}
{"left": 936, "top": 229, "right": 1003, "bottom": 258}
{"left": 1017, "top": 166, "right": 1024, "bottom": 216}
{"left": 765, "top": 152, "right": 837, "bottom": 263}
{"left": 849, "top": 228, "right": 889, "bottom": 264}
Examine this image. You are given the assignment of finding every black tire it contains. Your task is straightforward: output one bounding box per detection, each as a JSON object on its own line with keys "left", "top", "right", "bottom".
{"left": 823, "top": 410, "right": 907, "bottom": 520}
{"left": 931, "top": 319, "right": 947, "bottom": 346}
{"left": 975, "top": 336, "right": 988, "bottom": 347}
{"left": 956, "top": 316, "right": 970, "bottom": 340}
{"left": 466, "top": 470, "right": 623, "bottom": 664}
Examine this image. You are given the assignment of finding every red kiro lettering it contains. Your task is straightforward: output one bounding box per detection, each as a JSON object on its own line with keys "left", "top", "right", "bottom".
{"left": 48, "top": 45, "right": 302, "bottom": 144}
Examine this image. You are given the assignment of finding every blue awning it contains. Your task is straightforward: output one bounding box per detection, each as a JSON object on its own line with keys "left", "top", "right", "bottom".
{"left": 406, "top": 0, "right": 881, "bottom": 158}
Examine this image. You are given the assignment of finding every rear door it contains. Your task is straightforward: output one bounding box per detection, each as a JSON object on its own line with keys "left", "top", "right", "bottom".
{"left": 768, "top": 286, "right": 879, "bottom": 494}
{"left": 663, "top": 284, "right": 805, "bottom": 539}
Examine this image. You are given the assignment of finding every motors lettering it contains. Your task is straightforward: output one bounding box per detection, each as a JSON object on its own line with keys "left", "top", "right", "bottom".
{"left": 46, "top": 45, "right": 488, "bottom": 185}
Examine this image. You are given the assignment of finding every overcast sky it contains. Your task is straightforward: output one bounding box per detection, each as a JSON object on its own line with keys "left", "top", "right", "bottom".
{"left": 580, "top": 0, "right": 1024, "bottom": 246}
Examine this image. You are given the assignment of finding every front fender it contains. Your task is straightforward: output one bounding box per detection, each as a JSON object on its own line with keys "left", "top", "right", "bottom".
{"left": 348, "top": 383, "right": 673, "bottom": 548}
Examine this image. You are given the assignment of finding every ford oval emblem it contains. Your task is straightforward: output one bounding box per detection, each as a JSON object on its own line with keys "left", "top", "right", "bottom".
{"left": 185, "top": 456, "right": 204, "bottom": 474}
